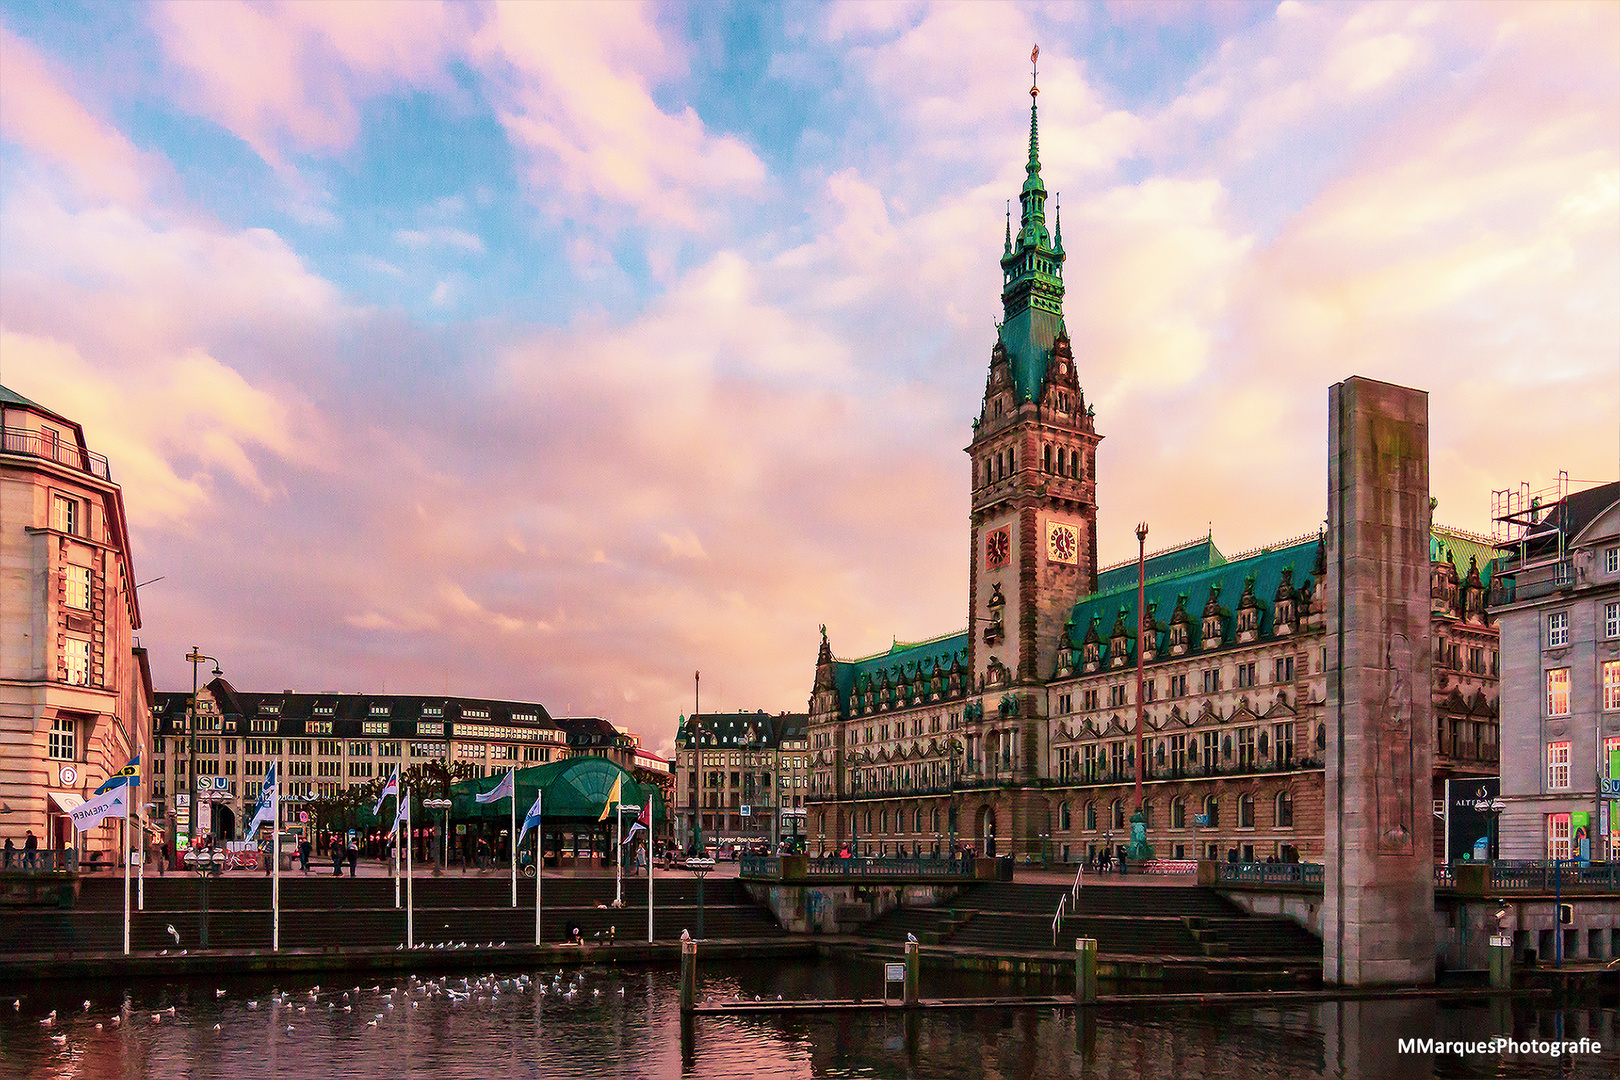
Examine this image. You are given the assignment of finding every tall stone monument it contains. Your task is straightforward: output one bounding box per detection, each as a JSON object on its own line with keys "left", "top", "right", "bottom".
{"left": 1324, "top": 376, "right": 1436, "bottom": 986}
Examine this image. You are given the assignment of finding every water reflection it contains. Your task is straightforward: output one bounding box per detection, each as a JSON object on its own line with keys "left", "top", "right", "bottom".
{"left": 1, "top": 960, "right": 1615, "bottom": 1079}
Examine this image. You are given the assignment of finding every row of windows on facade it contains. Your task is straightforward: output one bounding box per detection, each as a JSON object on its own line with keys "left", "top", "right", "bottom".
{"left": 1544, "top": 661, "right": 1620, "bottom": 717}
{"left": 1545, "top": 736, "right": 1620, "bottom": 792}
{"left": 152, "top": 735, "right": 560, "bottom": 760}
{"left": 843, "top": 712, "right": 963, "bottom": 746}
{"left": 1055, "top": 656, "right": 1300, "bottom": 714}
{"left": 683, "top": 753, "right": 809, "bottom": 769}
{"left": 820, "top": 790, "right": 1295, "bottom": 841}
{"left": 1547, "top": 603, "right": 1620, "bottom": 648}
{"left": 693, "top": 771, "right": 806, "bottom": 789}
{"left": 1546, "top": 811, "right": 1620, "bottom": 861}
{"left": 977, "top": 443, "right": 1087, "bottom": 488}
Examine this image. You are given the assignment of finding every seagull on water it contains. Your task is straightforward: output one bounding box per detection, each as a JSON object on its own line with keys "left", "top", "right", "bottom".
{"left": 165, "top": 924, "right": 180, "bottom": 944}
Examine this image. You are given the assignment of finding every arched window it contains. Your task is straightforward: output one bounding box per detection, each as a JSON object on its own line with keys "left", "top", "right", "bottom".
{"left": 1203, "top": 795, "right": 1220, "bottom": 828}
{"left": 1060, "top": 802, "right": 1071, "bottom": 830}
{"left": 1171, "top": 797, "right": 1185, "bottom": 829}
{"left": 1141, "top": 799, "right": 1153, "bottom": 827}
{"left": 931, "top": 807, "right": 940, "bottom": 833}
{"left": 818, "top": 812, "right": 825, "bottom": 835}
{"left": 1085, "top": 801, "right": 1097, "bottom": 831}
{"left": 880, "top": 809, "right": 889, "bottom": 834}
{"left": 1072, "top": 449, "right": 1082, "bottom": 478}
{"left": 1276, "top": 790, "right": 1294, "bottom": 828}
{"left": 865, "top": 810, "right": 872, "bottom": 834}
{"left": 1238, "top": 793, "right": 1254, "bottom": 828}
{"left": 1044, "top": 444, "right": 1052, "bottom": 472}
{"left": 1111, "top": 799, "right": 1124, "bottom": 830}
{"left": 916, "top": 808, "right": 924, "bottom": 832}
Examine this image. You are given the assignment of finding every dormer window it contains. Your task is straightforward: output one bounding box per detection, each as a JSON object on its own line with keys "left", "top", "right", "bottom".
{"left": 1202, "top": 616, "right": 1223, "bottom": 647}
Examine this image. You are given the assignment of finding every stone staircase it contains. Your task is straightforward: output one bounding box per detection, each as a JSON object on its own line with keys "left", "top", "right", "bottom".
{"left": 0, "top": 876, "right": 787, "bottom": 956}
{"left": 857, "top": 881, "right": 1320, "bottom": 964}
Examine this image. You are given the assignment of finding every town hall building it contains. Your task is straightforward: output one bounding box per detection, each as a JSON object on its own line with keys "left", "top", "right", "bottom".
{"left": 804, "top": 68, "right": 1500, "bottom": 869}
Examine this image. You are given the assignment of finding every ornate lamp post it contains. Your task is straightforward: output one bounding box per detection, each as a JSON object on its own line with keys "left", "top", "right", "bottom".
{"left": 184, "top": 648, "right": 220, "bottom": 847}
{"left": 423, "top": 798, "right": 451, "bottom": 877}
{"left": 685, "top": 855, "right": 714, "bottom": 939}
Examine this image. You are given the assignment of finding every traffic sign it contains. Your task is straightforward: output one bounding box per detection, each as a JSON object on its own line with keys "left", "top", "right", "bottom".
{"left": 740, "top": 805, "right": 752, "bottom": 817}
{"left": 1193, "top": 814, "right": 1210, "bottom": 827}
{"left": 1600, "top": 778, "right": 1620, "bottom": 798}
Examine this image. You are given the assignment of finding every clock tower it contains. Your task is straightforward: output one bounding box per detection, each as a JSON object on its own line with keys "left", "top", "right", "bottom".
{"left": 967, "top": 54, "right": 1100, "bottom": 732}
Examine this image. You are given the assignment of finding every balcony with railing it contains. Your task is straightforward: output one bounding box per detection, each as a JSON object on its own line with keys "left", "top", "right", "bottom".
{"left": 2, "top": 427, "right": 111, "bottom": 481}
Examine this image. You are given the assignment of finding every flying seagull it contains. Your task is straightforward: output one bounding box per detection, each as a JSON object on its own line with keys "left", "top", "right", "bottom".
{"left": 165, "top": 925, "right": 180, "bottom": 944}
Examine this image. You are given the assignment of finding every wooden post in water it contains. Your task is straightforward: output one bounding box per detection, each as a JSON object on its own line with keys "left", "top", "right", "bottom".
{"left": 1075, "top": 937, "right": 1098, "bottom": 1003}
{"left": 904, "top": 939, "right": 919, "bottom": 1008}
{"left": 680, "top": 937, "right": 697, "bottom": 1013}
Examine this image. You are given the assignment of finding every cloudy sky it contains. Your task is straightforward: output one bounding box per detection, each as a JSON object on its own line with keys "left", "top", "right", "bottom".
{"left": 2, "top": 1, "right": 1615, "bottom": 758}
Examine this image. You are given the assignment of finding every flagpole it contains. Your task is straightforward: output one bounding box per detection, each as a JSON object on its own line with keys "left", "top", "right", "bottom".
{"left": 123, "top": 790, "right": 131, "bottom": 956}
{"left": 405, "top": 787, "right": 414, "bottom": 949}
{"left": 393, "top": 772, "right": 401, "bottom": 910}
{"left": 272, "top": 778, "right": 281, "bottom": 953}
{"left": 647, "top": 801, "right": 655, "bottom": 944}
{"left": 510, "top": 770, "right": 517, "bottom": 909}
{"left": 137, "top": 788, "right": 145, "bottom": 911}
{"left": 616, "top": 802, "right": 623, "bottom": 907}
{"left": 544, "top": 790, "right": 550, "bottom": 952}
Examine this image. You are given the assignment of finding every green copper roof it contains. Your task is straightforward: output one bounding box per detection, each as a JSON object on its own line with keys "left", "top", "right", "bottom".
{"left": 1066, "top": 535, "right": 1320, "bottom": 664}
{"left": 997, "top": 86, "right": 1067, "bottom": 404}
{"left": 1094, "top": 536, "right": 1227, "bottom": 595}
{"left": 832, "top": 630, "right": 969, "bottom": 712}
{"left": 450, "top": 757, "right": 665, "bottom": 823}
{"left": 1432, "top": 525, "right": 1496, "bottom": 588}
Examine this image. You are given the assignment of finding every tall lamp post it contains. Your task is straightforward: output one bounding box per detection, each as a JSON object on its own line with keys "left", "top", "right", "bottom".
{"left": 1133, "top": 523, "right": 1148, "bottom": 812}
{"left": 184, "top": 648, "right": 221, "bottom": 849}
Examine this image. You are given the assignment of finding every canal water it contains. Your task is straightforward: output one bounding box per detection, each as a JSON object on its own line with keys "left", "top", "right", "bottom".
{"left": 1, "top": 959, "right": 1615, "bottom": 1079}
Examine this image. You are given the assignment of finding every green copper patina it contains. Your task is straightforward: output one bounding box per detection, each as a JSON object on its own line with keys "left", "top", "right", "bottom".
{"left": 1127, "top": 808, "right": 1154, "bottom": 861}
{"left": 998, "top": 73, "right": 1067, "bottom": 404}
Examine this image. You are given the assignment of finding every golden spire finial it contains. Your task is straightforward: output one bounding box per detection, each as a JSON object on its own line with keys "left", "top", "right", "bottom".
{"left": 1031, "top": 45, "right": 1040, "bottom": 97}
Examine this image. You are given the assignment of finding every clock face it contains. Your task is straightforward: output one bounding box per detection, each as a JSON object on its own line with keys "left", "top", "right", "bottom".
{"left": 1046, "top": 521, "right": 1078, "bottom": 565}
{"left": 985, "top": 527, "right": 1011, "bottom": 569}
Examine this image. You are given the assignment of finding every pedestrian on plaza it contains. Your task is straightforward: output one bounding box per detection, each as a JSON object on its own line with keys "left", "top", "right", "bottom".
{"left": 299, "top": 836, "right": 311, "bottom": 874}
{"left": 23, "top": 830, "right": 38, "bottom": 870}
{"left": 477, "top": 834, "right": 491, "bottom": 873}
{"left": 1099, "top": 847, "right": 1111, "bottom": 874}
{"left": 3, "top": 837, "right": 13, "bottom": 868}
{"left": 347, "top": 837, "right": 360, "bottom": 878}
{"left": 331, "top": 836, "right": 344, "bottom": 877}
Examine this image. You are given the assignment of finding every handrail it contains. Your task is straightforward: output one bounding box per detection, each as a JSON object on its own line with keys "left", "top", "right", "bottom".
{"left": 1071, "top": 863, "right": 1083, "bottom": 904}
{"left": 1052, "top": 892, "right": 1067, "bottom": 947}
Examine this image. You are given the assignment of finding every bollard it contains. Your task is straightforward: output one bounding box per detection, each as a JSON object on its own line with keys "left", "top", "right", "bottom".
{"left": 1488, "top": 931, "right": 1512, "bottom": 989}
{"left": 1075, "top": 937, "right": 1098, "bottom": 1004}
{"left": 904, "top": 939, "right": 919, "bottom": 1008}
{"left": 680, "top": 937, "right": 697, "bottom": 1013}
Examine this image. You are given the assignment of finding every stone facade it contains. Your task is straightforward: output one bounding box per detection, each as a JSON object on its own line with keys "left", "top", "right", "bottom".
{"left": 149, "top": 681, "right": 665, "bottom": 842}
{"left": 0, "top": 385, "right": 152, "bottom": 859}
{"left": 1493, "top": 480, "right": 1620, "bottom": 860}
{"left": 671, "top": 711, "right": 809, "bottom": 853}
{"left": 1322, "top": 376, "right": 1437, "bottom": 986}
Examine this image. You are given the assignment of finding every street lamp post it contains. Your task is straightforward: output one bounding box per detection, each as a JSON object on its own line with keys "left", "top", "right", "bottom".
{"left": 184, "top": 648, "right": 220, "bottom": 850}
{"left": 685, "top": 856, "right": 714, "bottom": 939}
{"left": 424, "top": 799, "right": 451, "bottom": 878}
{"left": 1133, "top": 523, "right": 1148, "bottom": 812}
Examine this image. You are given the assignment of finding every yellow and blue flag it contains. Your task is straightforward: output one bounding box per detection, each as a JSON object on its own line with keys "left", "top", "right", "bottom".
{"left": 94, "top": 754, "right": 141, "bottom": 794}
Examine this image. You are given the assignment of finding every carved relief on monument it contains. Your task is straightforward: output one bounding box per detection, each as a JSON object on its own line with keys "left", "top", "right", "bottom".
{"left": 1374, "top": 631, "right": 1416, "bottom": 855}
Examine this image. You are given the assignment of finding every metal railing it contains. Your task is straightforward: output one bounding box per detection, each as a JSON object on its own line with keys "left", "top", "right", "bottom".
{"left": 738, "top": 854, "right": 780, "bottom": 878}
{"left": 1071, "top": 863, "right": 1084, "bottom": 904}
{"left": 1, "top": 849, "right": 82, "bottom": 873}
{"left": 2, "top": 427, "right": 111, "bottom": 480}
{"left": 1482, "top": 861, "right": 1620, "bottom": 891}
{"left": 1052, "top": 892, "right": 1067, "bottom": 947}
{"left": 1214, "top": 861, "right": 1324, "bottom": 887}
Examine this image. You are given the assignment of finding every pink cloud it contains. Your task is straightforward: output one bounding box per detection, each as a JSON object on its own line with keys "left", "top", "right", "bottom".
{"left": 0, "top": 28, "right": 158, "bottom": 204}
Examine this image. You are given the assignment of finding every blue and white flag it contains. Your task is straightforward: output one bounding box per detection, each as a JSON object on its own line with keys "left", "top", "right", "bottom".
{"left": 70, "top": 786, "right": 129, "bottom": 830}
{"left": 385, "top": 789, "right": 409, "bottom": 838}
{"left": 475, "top": 769, "right": 514, "bottom": 804}
{"left": 94, "top": 753, "right": 141, "bottom": 794}
{"left": 372, "top": 767, "right": 399, "bottom": 816}
{"left": 516, "top": 790, "right": 543, "bottom": 847}
{"left": 243, "top": 763, "right": 277, "bottom": 842}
